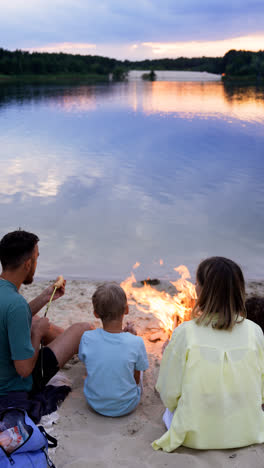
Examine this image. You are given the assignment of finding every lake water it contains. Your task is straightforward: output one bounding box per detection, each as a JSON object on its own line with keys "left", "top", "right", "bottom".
{"left": 0, "top": 72, "right": 263, "bottom": 282}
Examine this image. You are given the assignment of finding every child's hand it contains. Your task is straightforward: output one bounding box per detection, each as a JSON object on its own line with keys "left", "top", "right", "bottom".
{"left": 123, "top": 322, "right": 137, "bottom": 335}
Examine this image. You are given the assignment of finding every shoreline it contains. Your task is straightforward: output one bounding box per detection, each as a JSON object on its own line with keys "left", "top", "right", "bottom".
{"left": 32, "top": 274, "right": 264, "bottom": 284}
{"left": 0, "top": 73, "right": 109, "bottom": 84}
{"left": 21, "top": 278, "right": 264, "bottom": 331}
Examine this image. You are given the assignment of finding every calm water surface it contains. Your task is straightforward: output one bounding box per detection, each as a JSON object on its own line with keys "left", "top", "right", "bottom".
{"left": 0, "top": 73, "right": 263, "bottom": 282}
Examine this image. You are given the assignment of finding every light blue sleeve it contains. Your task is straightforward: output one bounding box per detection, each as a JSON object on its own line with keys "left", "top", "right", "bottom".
{"left": 135, "top": 337, "right": 149, "bottom": 371}
{"left": 78, "top": 333, "right": 86, "bottom": 362}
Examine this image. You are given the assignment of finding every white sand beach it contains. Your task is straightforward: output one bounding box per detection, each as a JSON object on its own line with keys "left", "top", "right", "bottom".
{"left": 20, "top": 279, "right": 264, "bottom": 468}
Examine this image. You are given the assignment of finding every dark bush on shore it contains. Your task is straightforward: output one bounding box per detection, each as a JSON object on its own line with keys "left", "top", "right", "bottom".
{"left": 221, "top": 49, "right": 264, "bottom": 82}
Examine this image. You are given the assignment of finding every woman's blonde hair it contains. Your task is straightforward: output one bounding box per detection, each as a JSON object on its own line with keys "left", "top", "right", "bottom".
{"left": 192, "top": 256, "right": 246, "bottom": 330}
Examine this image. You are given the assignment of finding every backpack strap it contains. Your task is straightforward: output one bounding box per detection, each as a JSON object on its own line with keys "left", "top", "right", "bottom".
{"left": 38, "top": 426, "right": 58, "bottom": 448}
{"left": 42, "top": 447, "right": 57, "bottom": 468}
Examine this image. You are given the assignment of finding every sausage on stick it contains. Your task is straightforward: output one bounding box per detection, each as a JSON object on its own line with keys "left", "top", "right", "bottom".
{"left": 44, "top": 275, "right": 64, "bottom": 317}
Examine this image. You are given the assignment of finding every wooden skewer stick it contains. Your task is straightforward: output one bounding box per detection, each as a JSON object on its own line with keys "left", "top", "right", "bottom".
{"left": 44, "top": 275, "right": 64, "bottom": 318}
{"left": 41, "top": 275, "right": 64, "bottom": 377}
{"left": 44, "top": 286, "right": 57, "bottom": 317}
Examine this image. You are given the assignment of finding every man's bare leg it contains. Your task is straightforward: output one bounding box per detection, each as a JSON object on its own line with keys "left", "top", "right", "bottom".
{"left": 47, "top": 322, "right": 92, "bottom": 368}
{"left": 32, "top": 315, "right": 64, "bottom": 345}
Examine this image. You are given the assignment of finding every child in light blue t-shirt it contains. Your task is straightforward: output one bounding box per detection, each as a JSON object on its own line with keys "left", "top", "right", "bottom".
{"left": 78, "top": 282, "right": 149, "bottom": 417}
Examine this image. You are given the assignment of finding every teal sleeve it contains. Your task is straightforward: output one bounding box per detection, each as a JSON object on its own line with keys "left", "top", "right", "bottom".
{"left": 135, "top": 337, "right": 149, "bottom": 371}
{"left": 7, "top": 299, "right": 34, "bottom": 360}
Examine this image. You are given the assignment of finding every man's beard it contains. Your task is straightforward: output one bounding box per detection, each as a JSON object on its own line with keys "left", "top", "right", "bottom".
{"left": 23, "top": 267, "right": 35, "bottom": 285}
{"left": 23, "top": 275, "right": 34, "bottom": 285}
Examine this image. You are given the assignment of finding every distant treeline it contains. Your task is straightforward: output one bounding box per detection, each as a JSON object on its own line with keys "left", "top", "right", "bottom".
{"left": 0, "top": 48, "right": 263, "bottom": 81}
{"left": 128, "top": 56, "right": 223, "bottom": 74}
{"left": 0, "top": 48, "right": 118, "bottom": 76}
{"left": 222, "top": 49, "right": 264, "bottom": 81}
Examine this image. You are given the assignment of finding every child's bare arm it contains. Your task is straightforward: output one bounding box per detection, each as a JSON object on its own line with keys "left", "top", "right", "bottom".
{"left": 134, "top": 370, "right": 140, "bottom": 384}
{"left": 124, "top": 323, "right": 140, "bottom": 382}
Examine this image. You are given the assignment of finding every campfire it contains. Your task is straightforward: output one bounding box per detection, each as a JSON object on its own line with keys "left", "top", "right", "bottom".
{"left": 121, "top": 263, "right": 197, "bottom": 338}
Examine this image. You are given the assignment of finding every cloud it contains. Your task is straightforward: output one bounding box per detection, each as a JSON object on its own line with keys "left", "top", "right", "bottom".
{"left": 27, "top": 33, "right": 264, "bottom": 60}
{"left": 142, "top": 34, "right": 264, "bottom": 58}
{"left": 28, "top": 42, "right": 96, "bottom": 54}
{"left": 0, "top": 0, "right": 264, "bottom": 57}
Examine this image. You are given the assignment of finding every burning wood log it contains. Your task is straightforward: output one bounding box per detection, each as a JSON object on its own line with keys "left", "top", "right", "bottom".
{"left": 148, "top": 331, "right": 163, "bottom": 342}
{"left": 140, "top": 278, "right": 160, "bottom": 286}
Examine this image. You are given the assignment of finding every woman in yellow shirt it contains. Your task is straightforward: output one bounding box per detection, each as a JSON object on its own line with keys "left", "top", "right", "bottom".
{"left": 153, "top": 256, "right": 264, "bottom": 452}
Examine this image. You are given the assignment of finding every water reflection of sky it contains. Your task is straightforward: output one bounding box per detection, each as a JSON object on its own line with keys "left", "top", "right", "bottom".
{"left": 0, "top": 78, "right": 264, "bottom": 281}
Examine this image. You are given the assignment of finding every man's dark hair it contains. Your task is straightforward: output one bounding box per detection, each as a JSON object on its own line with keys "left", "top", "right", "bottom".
{"left": 0, "top": 230, "right": 39, "bottom": 270}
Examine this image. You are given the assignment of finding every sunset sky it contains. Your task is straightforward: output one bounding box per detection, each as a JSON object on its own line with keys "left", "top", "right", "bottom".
{"left": 1, "top": 0, "right": 264, "bottom": 60}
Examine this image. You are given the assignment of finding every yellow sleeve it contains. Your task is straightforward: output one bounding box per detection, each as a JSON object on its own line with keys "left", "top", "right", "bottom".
{"left": 156, "top": 323, "right": 188, "bottom": 412}
{"left": 257, "top": 331, "right": 264, "bottom": 404}
{"left": 259, "top": 343, "right": 264, "bottom": 404}
{"left": 252, "top": 323, "right": 264, "bottom": 404}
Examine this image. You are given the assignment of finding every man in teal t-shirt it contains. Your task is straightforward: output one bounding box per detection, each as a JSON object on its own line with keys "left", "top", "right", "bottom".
{"left": 0, "top": 230, "right": 92, "bottom": 396}
{"left": 0, "top": 280, "right": 34, "bottom": 393}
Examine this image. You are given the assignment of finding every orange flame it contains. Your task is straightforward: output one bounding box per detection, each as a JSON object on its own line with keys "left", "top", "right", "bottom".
{"left": 121, "top": 264, "right": 197, "bottom": 337}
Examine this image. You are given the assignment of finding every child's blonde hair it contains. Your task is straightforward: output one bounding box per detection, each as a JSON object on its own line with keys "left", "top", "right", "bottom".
{"left": 92, "top": 282, "right": 127, "bottom": 323}
{"left": 192, "top": 256, "right": 246, "bottom": 330}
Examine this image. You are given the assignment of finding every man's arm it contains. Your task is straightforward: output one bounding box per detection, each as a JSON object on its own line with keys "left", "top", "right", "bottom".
{"left": 14, "top": 317, "right": 50, "bottom": 378}
{"left": 29, "top": 278, "right": 66, "bottom": 316}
